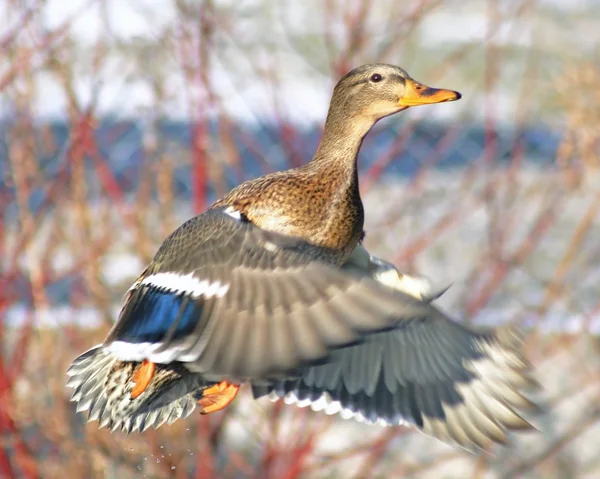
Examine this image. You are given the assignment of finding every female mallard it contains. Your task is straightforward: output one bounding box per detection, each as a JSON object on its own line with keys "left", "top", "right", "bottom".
{"left": 67, "top": 64, "right": 538, "bottom": 451}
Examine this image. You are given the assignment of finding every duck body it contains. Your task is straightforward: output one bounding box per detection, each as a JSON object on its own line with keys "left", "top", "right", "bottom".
{"left": 67, "top": 64, "right": 539, "bottom": 451}
{"left": 212, "top": 159, "right": 364, "bottom": 261}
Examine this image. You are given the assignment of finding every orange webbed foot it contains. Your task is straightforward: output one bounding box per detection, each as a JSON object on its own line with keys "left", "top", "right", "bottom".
{"left": 198, "top": 381, "right": 240, "bottom": 414}
{"left": 130, "top": 359, "right": 156, "bottom": 399}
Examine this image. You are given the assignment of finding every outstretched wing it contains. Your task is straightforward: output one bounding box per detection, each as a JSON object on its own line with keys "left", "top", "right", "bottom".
{"left": 103, "top": 208, "right": 437, "bottom": 381}
{"left": 253, "top": 312, "right": 538, "bottom": 451}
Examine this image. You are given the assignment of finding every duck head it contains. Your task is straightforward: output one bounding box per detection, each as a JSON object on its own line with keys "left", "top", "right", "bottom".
{"left": 329, "top": 63, "right": 461, "bottom": 123}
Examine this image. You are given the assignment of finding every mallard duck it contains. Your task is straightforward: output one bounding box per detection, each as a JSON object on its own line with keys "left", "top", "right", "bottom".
{"left": 67, "top": 64, "right": 538, "bottom": 451}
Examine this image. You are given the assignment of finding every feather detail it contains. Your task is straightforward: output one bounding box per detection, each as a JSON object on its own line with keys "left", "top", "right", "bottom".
{"left": 342, "top": 244, "right": 442, "bottom": 301}
{"left": 101, "top": 209, "right": 440, "bottom": 381}
{"left": 104, "top": 280, "right": 213, "bottom": 363}
{"left": 66, "top": 346, "right": 212, "bottom": 433}
{"left": 140, "top": 273, "right": 230, "bottom": 298}
{"left": 253, "top": 315, "right": 540, "bottom": 453}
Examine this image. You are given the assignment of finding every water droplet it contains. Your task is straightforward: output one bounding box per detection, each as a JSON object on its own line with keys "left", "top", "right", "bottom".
{"left": 171, "top": 466, "right": 176, "bottom": 470}
{"left": 156, "top": 459, "right": 160, "bottom": 464}
{"left": 160, "top": 445, "right": 164, "bottom": 449}
{"left": 190, "top": 452, "right": 194, "bottom": 456}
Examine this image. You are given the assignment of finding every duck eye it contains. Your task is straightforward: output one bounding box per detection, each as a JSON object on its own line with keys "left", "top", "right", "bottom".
{"left": 370, "top": 73, "right": 383, "bottom": 83}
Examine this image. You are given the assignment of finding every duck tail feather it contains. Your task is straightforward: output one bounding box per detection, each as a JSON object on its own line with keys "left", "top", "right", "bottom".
{"left": 66, "top": 345, "right": 213, "bottom": 433}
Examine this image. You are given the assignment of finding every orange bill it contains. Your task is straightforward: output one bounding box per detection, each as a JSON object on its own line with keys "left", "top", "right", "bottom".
{"left": 399, "top": 78, "right": 461, "bottom": 107}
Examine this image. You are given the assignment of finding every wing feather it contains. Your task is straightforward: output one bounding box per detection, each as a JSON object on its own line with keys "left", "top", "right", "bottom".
{"left": 254, "top": 308, "right": 539, "bottom": 451}
{"left": 103, "top": 208, "right": 436, "bottom": 381}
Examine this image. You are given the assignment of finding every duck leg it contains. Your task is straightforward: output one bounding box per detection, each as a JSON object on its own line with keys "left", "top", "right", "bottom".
{"left": 198, "top": 381, "right": 240, "bottom": 414}
{"left": 130, "top": 359, "right": 156, "bottom": 399}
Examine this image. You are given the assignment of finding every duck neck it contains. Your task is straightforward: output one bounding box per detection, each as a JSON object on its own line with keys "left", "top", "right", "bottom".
{"left": 311, "top": 109, "right": 376, "bottom": 178}
{"left": 305, "top": 108, "right": 374, "bottom": 257}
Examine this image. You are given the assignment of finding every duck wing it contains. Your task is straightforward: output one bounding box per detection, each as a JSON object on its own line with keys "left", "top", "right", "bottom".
{"left": 102, "top": 207, "right": 436, "bottom": 381}
{"left": 253, "top": 247, "right": 539, "bottom": 451}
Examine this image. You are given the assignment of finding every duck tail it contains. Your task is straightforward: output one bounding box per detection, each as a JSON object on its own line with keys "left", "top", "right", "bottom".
{"left": 66, "top": 346, "right": 211, "bottom": 433}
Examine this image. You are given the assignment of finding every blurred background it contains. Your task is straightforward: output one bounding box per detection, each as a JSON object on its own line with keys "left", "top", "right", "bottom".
{"left": 1, "top": 0, "right": 599, "bottom": 477}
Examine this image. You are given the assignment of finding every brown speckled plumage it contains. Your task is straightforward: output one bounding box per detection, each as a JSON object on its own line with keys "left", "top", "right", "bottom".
{"left": 212, "top": 162, "right": 363, "bottom": 261}
{"left": 67, "top": 346, "right": 213, "bottom": 433}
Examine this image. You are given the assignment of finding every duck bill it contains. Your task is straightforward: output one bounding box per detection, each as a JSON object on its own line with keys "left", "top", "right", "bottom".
{"left": 398, "top": 79, "right": 462, "bottom": 107}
